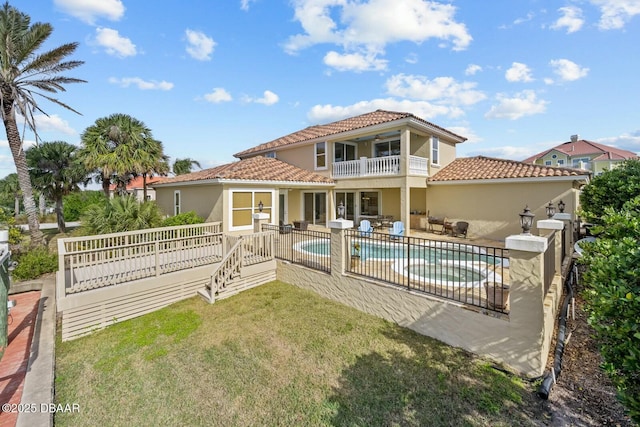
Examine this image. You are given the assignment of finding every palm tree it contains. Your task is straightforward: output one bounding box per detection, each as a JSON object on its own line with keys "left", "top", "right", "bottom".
{"left": 0, "top": 3, "right": 85, "bottom": 246}
{"left": 0, "top": 173, "right": 21, "bottom": 215}
{"left": 26, "top": 141, "right": 89, "bottom": 232}
{"left": 131, "top": 137, "right": 169, "bottom": 200}
{"left": 79, "top": 114, "right": 164, "bottom": 198}
{"left": 172, "top": 158, "right": 202, "bottom": 175}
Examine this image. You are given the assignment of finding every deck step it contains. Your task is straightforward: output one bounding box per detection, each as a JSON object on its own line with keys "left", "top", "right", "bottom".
{"left": 197, "top": 289, "right": 213, "bottom": 304}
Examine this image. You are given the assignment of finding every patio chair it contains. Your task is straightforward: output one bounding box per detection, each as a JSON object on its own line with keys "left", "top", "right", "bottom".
{"left": 452, "top": 221, "right": 468, "bottom": 238}
{"left": 279, "top": 220, "right": 293, "bottom": 234}
{"left": 358, "top": 219, "right": 373, "bottom": 237}
{"left": 390, "top": 221, "right": 405, "bottom": 240}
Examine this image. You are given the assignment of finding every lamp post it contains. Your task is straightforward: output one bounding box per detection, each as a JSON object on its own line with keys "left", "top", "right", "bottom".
{"left": 557, "top": 200, "right": 565, "bottom": 213}
{"left": 337, "top": 201, "right": 345, "bottom": 219}
{"left": 258, "top": 200, "right": 264, "bottom": 213}
{"left": 545, "top": 201, "right": 556, "bottom": 219}
{"left": 519, "top": 206, "right": 535, "bottom": 235}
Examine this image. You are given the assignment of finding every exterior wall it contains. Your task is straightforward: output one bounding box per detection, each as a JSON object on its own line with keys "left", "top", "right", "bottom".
{"left": 155, "top": 184, "right": 223, "bottom": 221}
{"left": 426, "top": 180, "right": 580, "bottom": 241}
{"left": 538, "top": 150, "right": 570, "bottom": 167}
{"left": 271, "top": 144, "right": 321, "bottom": 176}
{"left": 428, "top": 138, "right": 457, "bottom": 176}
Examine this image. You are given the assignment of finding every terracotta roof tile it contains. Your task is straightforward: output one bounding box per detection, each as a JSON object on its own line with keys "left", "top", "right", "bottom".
{"left": 234, "top": 109, "right": 466, "bottom": 158}
{"left": 152, "top": 156, "right": 334, "bottom": 186}
{"left": 429, "top": 156, "right": 590, "bottom": 182}
{"left": 108, "top": 176, "right": 160, "bottom": 191}
{"left": 523, "top": 139, "right": 638, "bottom": 163}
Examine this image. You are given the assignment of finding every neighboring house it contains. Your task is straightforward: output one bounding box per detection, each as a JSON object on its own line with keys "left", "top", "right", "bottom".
{"left": 523, "top": 135, "right": 638, "bottom": 176}
{"left": 153, "top": 110, "right": 590, "bottom": 240}
{"left": 108, "top": 176, "right": 158, "bottom": 201}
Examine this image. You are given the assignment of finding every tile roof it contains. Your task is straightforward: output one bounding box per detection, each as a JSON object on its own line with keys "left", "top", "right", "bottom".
{"left": 234, "top": 109, "right": 467, "bottom": 158}
{"left": 429, "top": 156, "right": 591, "bottom": 182}
{"left": 152, "top": 156, "right": 334, "bottom": 186}
{"left": 108, "top": 176, "right": 159, "bottom": 191}
{"left": 523, "top": 139, "right": 638, "bottom": 163}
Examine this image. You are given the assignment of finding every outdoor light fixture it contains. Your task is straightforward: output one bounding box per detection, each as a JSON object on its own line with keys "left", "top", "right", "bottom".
{"left": 337, "top": 201, "right": 345, "bottom": 219}
{"left": 373, "top": 134, "right": 381, "bottom": 142}
{"left": 546, "top": 201, "right": 556, "bottom": 219}
{"left": 558, "top": 200, "right": 566, "bottom": 213}
{"left": 258, "top": 200, "right": 264, "bottom": 213}
{"left": 519, "top": 206, "right": 535, "bottom": 235}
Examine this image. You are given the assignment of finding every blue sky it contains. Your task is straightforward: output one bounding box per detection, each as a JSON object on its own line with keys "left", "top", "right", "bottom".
{"left": 2, "top": 0, "right": 640, "bottom": 179}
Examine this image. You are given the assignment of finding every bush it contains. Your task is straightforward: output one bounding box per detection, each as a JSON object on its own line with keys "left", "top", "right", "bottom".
{"left": 0, "top": 207, "right": 23, "bottom": 245}
{"left": 161, "top": 211, "right": 204, "bottom": 227}
{"left": 11, "top": 247, "right": 58, "bottom": 281}
{"left": 580, "top": 159, "right": 640, "bottom": 225}
{"left": 580, "top": 196, "right": 640, "bottom": 422}
{"left": 81, "top": 195, "right": 163, "bottom": 235}
{"left": 63, "top": 191, "right": 106, "bottom": 222}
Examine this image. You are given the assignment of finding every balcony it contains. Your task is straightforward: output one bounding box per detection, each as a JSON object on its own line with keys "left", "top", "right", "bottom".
{"left": 332, "top": 155, "right": 429, "bottom": 179}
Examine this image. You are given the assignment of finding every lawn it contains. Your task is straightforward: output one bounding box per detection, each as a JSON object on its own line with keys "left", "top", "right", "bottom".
{"left": 54, "top": 281, "right": 542, "bottom": 426}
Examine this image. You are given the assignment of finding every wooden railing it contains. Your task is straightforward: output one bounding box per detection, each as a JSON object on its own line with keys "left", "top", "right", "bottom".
{"left": 57, "top": 222, "right": 223, "bottom": 297}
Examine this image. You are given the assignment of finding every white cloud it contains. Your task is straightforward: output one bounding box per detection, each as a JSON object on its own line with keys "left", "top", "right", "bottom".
{"left": 597, "top": 130, "right": 640, "bottom": 152}
{"left": 405, "top": 53, "right": 418, "bottom": 64}
{"left": 323, "top": 51, "right": 388, "bottom": 72}
{"left": 251, "top": 90, "right": 280, "bottom": 105}
{"left": 499, "top": 11, "right": 536, "bottom": 29}
{"left": 240, "top": 0, "right": 256, "bottom": 11}
{"left": 548, "top": 59, "right": 589, "bottom": 82}
{"left": 95, "top": 27, "right": 137, "bottom": 57}
{"left": 308, "top": 98, "right": 461, "bottom": 124}
{"left": 385, "top": 74, "right": 486, "bottom": 106}
{"left": 591, "top": 0, "right": 640, "bottom": 29}
{"left": 0, "top": 139, "right": 37, "bottom": 150}
{"left": 204, "top": 88, "right": 233, "bottom": 103}
{"left": 185, "top": 30, "right": 216, "bottom": 61}
{"left": 108, "top": 77, "right": 173, "bottom": 90}
{"left": 284, "top": 0, "right": 472, "bottom": 67}
{"left": 34, "top": 114, "right": 77, "bottom": 135}
{"left": 54, "top": 0, "right": 125, "bottom": 24}
{"left": 465, "top": 64, "right": 482, "bottom": 76}
{"left": 505, "top": 62, "right": 534, "bottom": 83}
{"left": 551, "top": 6, "right": 584, "bottom": 33}
{"left": 485, "top": 90, "right": 548, "bottom": 120}
{"left": 446, "top": 126, "right": 480, "bottom": 143}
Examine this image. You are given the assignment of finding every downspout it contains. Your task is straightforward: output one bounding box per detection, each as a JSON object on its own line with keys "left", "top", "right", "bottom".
{"left": 537, "top": 263, "right": 576, "bottom": 399}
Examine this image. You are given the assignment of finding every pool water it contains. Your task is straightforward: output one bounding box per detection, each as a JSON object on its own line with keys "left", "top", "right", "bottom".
{"left": 407, "top": 264, "right": 483, "bottom": 283}
{"left": 295, "top": 239, "right": 501, "bottom": 265}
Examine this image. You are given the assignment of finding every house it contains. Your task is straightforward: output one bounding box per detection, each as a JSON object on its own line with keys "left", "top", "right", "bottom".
{"left": 523, "top": 135, "right": 638, "bottom": 175}
{"left": 108, "top": 176, "right": 158, "bottom": 201}
{"left": 152, "top": 109, "right": 590, "bottom": 240}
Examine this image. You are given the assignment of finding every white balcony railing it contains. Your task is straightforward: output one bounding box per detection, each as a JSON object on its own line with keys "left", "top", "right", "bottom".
{"left": 332, "top": 155, "right": 429, "bottom": 178}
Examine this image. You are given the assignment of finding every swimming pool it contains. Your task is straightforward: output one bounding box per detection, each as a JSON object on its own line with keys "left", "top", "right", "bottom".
{"left": 293, "top": 238, "right": 505, "bottom": 287}
{"left": 294, "top": 239, "right": 504, "bottom": 265}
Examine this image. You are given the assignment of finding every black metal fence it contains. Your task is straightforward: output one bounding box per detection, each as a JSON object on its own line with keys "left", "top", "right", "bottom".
{"left": 344, "top": 229, "right": 509, "bottom": 313}
{"left": 262, "top": 224, "right": 331, "bottom": 273}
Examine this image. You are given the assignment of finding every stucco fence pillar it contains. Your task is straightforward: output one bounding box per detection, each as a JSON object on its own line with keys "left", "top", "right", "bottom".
{"left": 253, "top": 213, "right": 270, "bottom": 233}
{"left": 276, "top": 221, "right": 559, "bottom": 377}
{"left": 552, "top": 212, "right": 573, "bottom": 259}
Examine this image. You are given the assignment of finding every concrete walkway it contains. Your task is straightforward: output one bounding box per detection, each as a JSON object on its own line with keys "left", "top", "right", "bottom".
{"left": 1, "top": 277, "right": 56, "bottom": 427}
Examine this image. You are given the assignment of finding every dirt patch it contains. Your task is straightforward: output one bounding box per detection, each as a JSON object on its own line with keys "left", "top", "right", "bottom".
{"left": 536, "top": 269, "right": 635, "bottom": 426}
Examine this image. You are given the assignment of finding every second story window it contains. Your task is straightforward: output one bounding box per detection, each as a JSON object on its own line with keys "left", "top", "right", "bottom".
{"left": 264, "top": 152, "right": 276, "bottom": 158}
{"left": 374, "top": 140, "right": 400, "bottom": 157}
{"left": 431, "top": 136, "right": 439, "bottom": 165}
{"left": 334, "top": 142, "right": 356, "bottom": 162}
{"left": 315, "top": 142, "right": 326, "bottom": 169}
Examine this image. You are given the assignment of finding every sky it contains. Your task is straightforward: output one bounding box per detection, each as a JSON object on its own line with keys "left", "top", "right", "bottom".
{"left": 2, "top": 0, "right": 640, "bottom": 179}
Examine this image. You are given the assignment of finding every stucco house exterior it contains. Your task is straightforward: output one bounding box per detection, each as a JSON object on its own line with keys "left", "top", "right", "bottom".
{"left": 152, "top": 109, "right": 590, "bottom": 240}
{"left": 523, "top": 135, "right": 638, "bottom": 176}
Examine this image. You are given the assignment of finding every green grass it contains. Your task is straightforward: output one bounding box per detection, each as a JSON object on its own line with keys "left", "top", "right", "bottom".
{"left": 54, "top": 281, "right": 542, "bottom": 426}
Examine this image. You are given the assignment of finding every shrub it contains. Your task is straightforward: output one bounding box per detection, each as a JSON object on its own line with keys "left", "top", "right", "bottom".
{"left": 161, "top": 211, "right": 204, "bottom": 227}
{"left": 63, "top": 191, "right": 106, "bottom": 222}
{"left": 0, "top": 207, "right": 23, "bottom": 245}
{"left": 580, "top": 159, "right": 640, "bottom": 225}
{"left": 80, "top": 195, "right": 163, "bottom": 235}
{"left": 580, "top": 196, "right": 640, "bottom": 422}
{"left": 11, "top": 247, "right": 58, "bottom": 281}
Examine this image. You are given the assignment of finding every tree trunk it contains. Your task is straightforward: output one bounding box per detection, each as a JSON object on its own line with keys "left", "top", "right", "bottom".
{"left": 39, "top": 193, "right": 46, "bottom": 216}
{"left": 55, "top": 196, "right": 65, "bottom": 233}
{"left": 102, "top": 175, "right": 111, "bottom": 198}
{"left": 14, "top": 196, "right": 19, "bottom": 216}
{"left": 142, "top": 173, "right": 148, "bottom": 201}
{"left": 2, "top": 100, "right": 44, "bottom": 247}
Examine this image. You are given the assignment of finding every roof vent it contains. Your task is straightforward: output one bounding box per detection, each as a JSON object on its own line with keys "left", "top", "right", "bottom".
{"left": 570, "top": 134, "right": 579, "bottom": 143}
